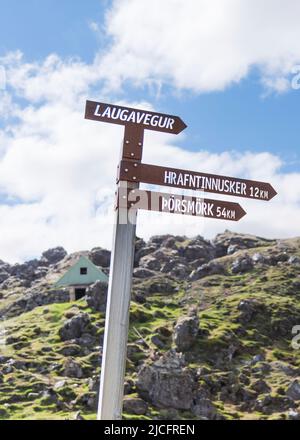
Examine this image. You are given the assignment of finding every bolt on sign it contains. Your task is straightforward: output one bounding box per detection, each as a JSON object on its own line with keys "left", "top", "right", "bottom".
{"left": 84, "top": 99, "right": 277, "bottom": 421}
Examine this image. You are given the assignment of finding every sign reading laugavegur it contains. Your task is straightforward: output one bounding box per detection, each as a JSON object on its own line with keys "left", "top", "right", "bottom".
{"left": 85, "top": 100, "right": 187, "bottom": 134}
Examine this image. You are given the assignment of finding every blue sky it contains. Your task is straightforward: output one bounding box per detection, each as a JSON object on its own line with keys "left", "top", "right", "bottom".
{"left": 0, "top": 0, "right": 298, "bottom": 171}
{"left": 0, "top": 0, "right": 299, "bottom": 262}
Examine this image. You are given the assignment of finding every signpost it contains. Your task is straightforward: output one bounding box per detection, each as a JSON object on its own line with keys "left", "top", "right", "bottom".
{"left": 85, "top": 101, "right": 187, "bottom": 421}
{"left": 84, "top": 99, "right": 277, "bottom": 421}
{"left": 119, "top": 160, "right": 278, "bottom": 201}
{"left": 118, "top": 188, "right": 247, "bottom": 221}
{"left": 85, "top": 100, "right": 187, "bottom": 135}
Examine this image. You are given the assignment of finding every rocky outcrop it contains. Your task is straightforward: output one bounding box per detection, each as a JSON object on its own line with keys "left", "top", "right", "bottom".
{"left": 173, "top": 316, "right": 199, "bottom": 351}
{"left": 237, "top": 299, "right": 266, "bottom": 323}
{"left": 189, "top": 261, "right": 225, "bottom": 281}
{"left": 286, "top": 380, "right": 300, "bottom": 400}
{"left": 62, "top": 358, "right": 84, "bottom": 379}
{"left": 85, "top": 281, "right": 108, "bottom": 313}
{"left": 0, "top": 288, "right": 69, "bottom": 319}
{"left": 213, "top": 231, "right": 275, "bottom": 257}
{"left": 232, "top": 255, "right": 254, "bottom": 274}
{"left": 42, "top": 247, "right": 67, "bottom": 265}
{"left": 59, "top": 313, "right": 97, "bottom": 341}
{"left": 123, "top": 397, "right": 148, "bottom": 415}
{"left": 89, "top": 248, "right": 111, "bottom": 268}
{"left": 137, "top": 351, "right": 198, "bottom": 410}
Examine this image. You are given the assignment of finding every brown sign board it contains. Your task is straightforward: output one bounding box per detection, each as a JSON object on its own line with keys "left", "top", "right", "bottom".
{"left": 118, "top": 160, "right": 277, "bottom": 201}
{"left": 85, "top": 100, "right": 187, "bottom": 135}
{"left": 118, "top": 188, "right": 246, "bottom": 221}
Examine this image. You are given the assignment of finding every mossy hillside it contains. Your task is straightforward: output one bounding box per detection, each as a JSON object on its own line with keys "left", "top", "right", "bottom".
{"left": 0, "top": 235, "right": 300, "bottom": 420}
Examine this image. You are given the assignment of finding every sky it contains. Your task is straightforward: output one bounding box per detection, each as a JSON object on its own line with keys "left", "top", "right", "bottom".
{"left": 0, "top": 0, "right": 299, "bottom": 263}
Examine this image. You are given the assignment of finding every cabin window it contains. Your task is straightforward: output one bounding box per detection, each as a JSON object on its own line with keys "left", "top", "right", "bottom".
{"left": 80, "top": 267, "right": 88, "bottom": 275}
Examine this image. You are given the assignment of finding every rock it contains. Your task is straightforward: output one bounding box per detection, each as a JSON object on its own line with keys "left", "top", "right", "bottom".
{"left": 133, "top": 268, "right": 155, "bottom": 279}
{"left": 169, "top": 264, "right": 190, "bottom": 280}
{"left": 0, "top": 288, "right": 69, "bottom": 320}
{"left": 252, "top": 253, "right": 268, "bottom": 264}
{"left": 270, "top": 361, "right": 298, "bottom": 376}
{"left": 213, "top": 231, "right": 274, "bottom": 257}
{"left": 231, "top": 255, "right": 254, "bottom": 274}
{"left": 42, "top": 247, "right": 67, "bottom": 265}
{"left": 123, "top": 397, "right": 148, "bottom": 415}
{"left": 151, "top": 335, "right": 165, "bottom": 349}
{"left": 251, "top": 354, "right": 266, "bottom": 365}
{"left": 139, "top": 255, "right": 162, "bottom": 271}
{"left": 27, "top": 392, "right": 40, "bottom": 400}
{"left": 0, "top": 269, "right": 9, "bottom": 283}
{"left": 146, "top": 279, "right": 177, "bottom": 295}
{"left": 127, "top": 344, "right": 146, "bottom": 363}
{"left": 251, "top": 379, "right": 271, "bottom": 394}
{"left": 73, "top": 392, "right": 97, "bottom": 410}
{"left": 287, "top": 380, "right": 300, "bottom": 401}
{"left": 59, "top": 313, "right": 96, "bottom": 341}
{"left": 149, "top": 235, "right": 174, "bottom": 246}
{"left": 85, "top": 281, "right": 108, "bottom": 313}
{"left": 192, "top": 393, "right": 218, "bottom": 419}
{"left": 135, "top": 246, "right": 157, "bottom": 266}
{"left": 88, "top": 376, "right": 100, "bottom": 393}
{"left": 162, "top": 237, "right": 177, "bottom": 249}
{"left": 137, "top": 350, "right": 198, "bottom": 410}
{"left": 238, "top": 299, "right": 265, "bottom": 324}
{"left": 0, "top": 356, "right": 9, "bottom": 365}
{"left": 227, "top": 244, "right": 246, "bottom": 255}
{"left": 89, "top": 248, "right": 111, "bottom": 268}
{"left": 124, "top": 380, "right": 135, "bottom": 395}
{"left": 62, "top": 358, "right": 84, "bottom": 379}
{"left": 54, "top": 380, "right": 67, "bottom": 390}
{"left": 178, "top": 242, "right": 215, "bottom": 263}
{"left": 74, "top": 411, "right": 85, "bottom": 420}
{"left": 288, "top": 409, "right": 300, "bottom": 420}
{"left": 289, "top": 256, "right": 300, "bottom": 265}
{"left": 189, "top": 261, "right": 225, "bottom": 281}
{"left": 173, "top": 316, "right": 199, "bottom": 352}
{"left": 41, "top": 389, "right": 58, "bottom": 405}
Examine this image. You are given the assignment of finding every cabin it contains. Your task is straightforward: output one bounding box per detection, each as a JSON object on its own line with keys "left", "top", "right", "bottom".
{"left": 54, "top": 256, "right": 108, "bottom": 301}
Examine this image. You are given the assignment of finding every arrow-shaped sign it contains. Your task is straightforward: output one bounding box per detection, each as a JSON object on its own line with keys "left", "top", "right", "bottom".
{"left": 85, "top": 100, "right": 187, "bottom": 135}
{"left": 118, "top": 188, "right": 246, "bottom": 221}
{"left": 118, "top": 160, "right": 277, "bottom": 201}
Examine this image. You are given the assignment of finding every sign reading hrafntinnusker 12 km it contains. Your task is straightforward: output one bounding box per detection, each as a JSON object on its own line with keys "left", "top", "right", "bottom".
{"left": 119, "top": 160, "right": 277, "bottom": 201}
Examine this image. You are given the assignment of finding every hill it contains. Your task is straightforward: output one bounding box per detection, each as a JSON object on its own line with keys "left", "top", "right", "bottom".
{"left": 0, "top": 231, "right": 300, "bottom": 420}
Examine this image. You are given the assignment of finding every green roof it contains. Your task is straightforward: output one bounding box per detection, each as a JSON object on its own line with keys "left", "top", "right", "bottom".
{"left": 54, "top": 256, "right": 108, "bottom": 287}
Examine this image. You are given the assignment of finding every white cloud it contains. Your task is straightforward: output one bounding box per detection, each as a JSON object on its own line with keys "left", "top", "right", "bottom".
{"left": 1, "top": 0, "right": 300, "bottom": 263}
{"left": 99, "top": 0, "right": 300, "bottom": 93}
{"left": 0, "top": 52, "right": 299, "bottom": 263}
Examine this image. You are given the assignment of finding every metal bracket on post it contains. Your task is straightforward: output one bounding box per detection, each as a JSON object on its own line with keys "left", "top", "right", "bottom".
{"left": 97, "top": 125, "right": 144, "bottom": 421}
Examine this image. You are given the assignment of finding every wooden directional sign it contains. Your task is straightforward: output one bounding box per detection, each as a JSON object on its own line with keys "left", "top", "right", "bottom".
{"left": 85, "top": 100, "right": 187, "bottom": 135}
{"left": 119, "top": 160, "right": 277, "bottom": 201}
{"left": 118, "top": 188, "right": 247, "bottom": 221}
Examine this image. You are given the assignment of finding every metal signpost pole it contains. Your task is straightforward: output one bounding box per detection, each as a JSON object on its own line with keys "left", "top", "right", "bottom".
{"left": 97, "top": 126, "right": 143, "bottom": 420}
